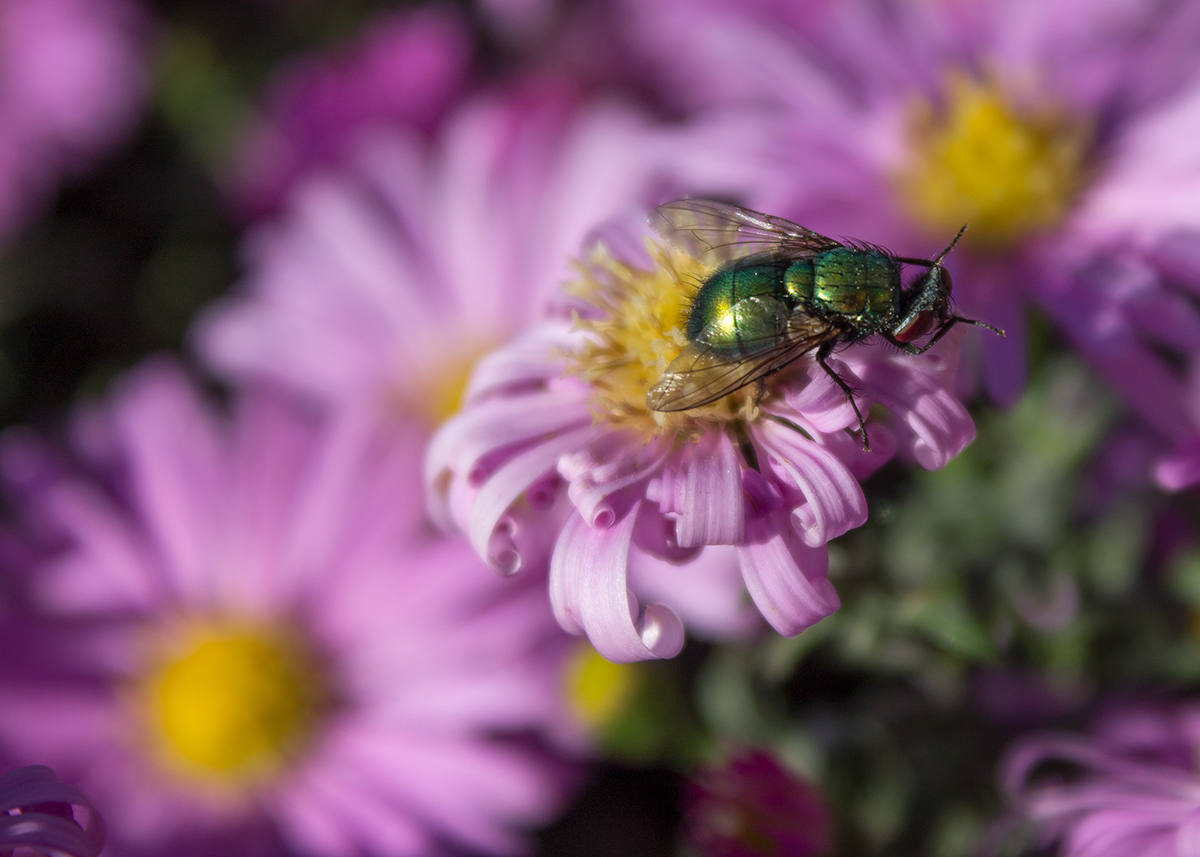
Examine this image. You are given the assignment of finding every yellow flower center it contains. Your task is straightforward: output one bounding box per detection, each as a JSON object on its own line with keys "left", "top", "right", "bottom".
{"left": 137, "top": 618, "right": 330, "bottom": 788}
{"left": 393, "top": 342, "right": 497, "bottom": 426}
{"left": 563, "top": 242, "right": 760, "bottom": 440}
{"left": 565, "top": 643, "right": 638, "bottom": 732}
{"left": 896, "top": 75, "right": 1091, "bottom": 251}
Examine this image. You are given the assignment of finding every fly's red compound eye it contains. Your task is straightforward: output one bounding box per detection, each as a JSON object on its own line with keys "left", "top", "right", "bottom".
{"left": 894, "top": 311, "right": 936, "bottom": 343}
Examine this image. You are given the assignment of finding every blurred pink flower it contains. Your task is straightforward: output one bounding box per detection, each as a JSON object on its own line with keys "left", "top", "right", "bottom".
{"left": 0, "top": 361, "right": 575, "bottom": 856}
{"left": 0, "top": 765, "right": 105, "bottom": 857}
{"left": 1003, "top": 704, "right": 1200, "bottom": 857}
{"left": 231, "top": 7, "right": 473, "bottom": 219}
{"left": 200, "top": 83, "right": 677, "bottom": 425}
{"left": 622, "top": 0, "right": 1200, "bottom": 406}
{"left": 0, "top": 0, "right": 147, "bottom": 239}
{"left": 683, "top": 751, "right": 832, "bottom": 857}
{"left": 425, "top": 216, "right": 977, "bottom": 661}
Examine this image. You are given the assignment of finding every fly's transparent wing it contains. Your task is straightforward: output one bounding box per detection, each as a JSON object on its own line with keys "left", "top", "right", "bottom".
{"left": 650, "top": 199, "right": 843, "bottom": 266}
{"left": 646, "top": 308, "right": 836, "bottom": 412}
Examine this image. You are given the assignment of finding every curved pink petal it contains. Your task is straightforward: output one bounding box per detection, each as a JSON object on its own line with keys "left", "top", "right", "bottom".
{"left": 561, "top": 432, "right": 671, "bottom": 529}
{"left": 462, "top": 323, "right": 579, "bottom": 402}
{"left": 779, "top": 357, "right": 868, "bottom": 434}
{"left": 755, "top": 418, "right": 867, "bottom": 546}
{"left": 860, "top": 359, "right": 976, "bottom": 470}
{"left": 628, "top": 544, "right": 761, "bottom": 641}
{"left": 426, "top": 387, "right": 592, "bottom": 490}
{"left": 468, "top": 425, "right": 605, "bottom": 574}
{"left": 735, "top": 514, "right": 839, "bottom": 637}
{"left": 679, "top": 429, "right": 746, "bottom": 547}
{"left": 654, "top": 429, "right": 745, "bottom": 547}
{"left": 549, "top": 506, "right": 685, "bottom": 662}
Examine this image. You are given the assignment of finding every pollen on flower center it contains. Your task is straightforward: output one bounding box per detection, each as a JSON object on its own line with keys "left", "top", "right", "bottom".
{"left": 564, "top": 241, "right": 759, "bottom": 438}
{"left": 897, "top": 74, "right": 1091, "bottom": 251}
{"left": 138, "top": 618, "right": 330, "bottom": 787}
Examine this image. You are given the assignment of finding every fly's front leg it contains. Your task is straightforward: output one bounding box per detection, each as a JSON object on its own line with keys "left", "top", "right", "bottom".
{"left": 815, "top": 343, "right": 870, "bottom": 451}
{"left": 886, "top": 316, "right": 1006, "bottom": 356}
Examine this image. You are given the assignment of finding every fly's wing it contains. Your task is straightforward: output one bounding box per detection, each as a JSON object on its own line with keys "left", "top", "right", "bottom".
{"left": 650, "top": 199, "right": 843, "bottom": 266}
{"left": 646, "top": 306, "right": 835, "bottom": 412}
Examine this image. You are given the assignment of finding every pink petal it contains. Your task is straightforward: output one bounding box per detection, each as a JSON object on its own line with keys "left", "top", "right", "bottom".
{"left": 667, "top": 429, "right": 746, "bottom": 547}
{"left": 755, "top": 419, "right": 867, "bottom": 546}
{"left": 107, "top": 362, "right": 225, "bottom": 601}
{"left": 462, "top": 323, "right": 580, "bottom": 402}
{"left": 549, "top": 506, "right": 685, "bottom": 662}
{"left": 468, "top": 425, "right": 604, "bottom": 574}
{"left": 628, "top": 544, "right": 762, "bottom": 641}
{"left": 272, "top": 777, "right": 373, "bottom": 857}
{"left": 735, "top": 514, "right": 839, "bottom": 637}
{"left": 32, "top": 484, "right": 161, "bottom": 613}
{"left": 561, "top": 432, "right": 671, "bottom": 529}
{"left": 779, "top": 357, "right": 867, "bottom": 433}
{"left": 425, "top": 387, "right": 590, "bottom": 501}
{"left": 860, "top": 359, "right": 976, "bottom": 470}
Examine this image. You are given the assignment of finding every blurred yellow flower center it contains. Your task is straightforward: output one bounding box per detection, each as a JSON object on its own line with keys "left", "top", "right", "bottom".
{"left": 393, "top": 343, "right": 495, "bottom": 426}
{"left": 566, "top": 643, "right": 638, "bottom": 731}
{"left": 897, "top": 75, "right": 1091, "bottom": 251}
{"left": 564, "top": 242, "right": 759, "bottom": 439}
{"left": 140, "top": 619, "right": 329, "bottom": 787}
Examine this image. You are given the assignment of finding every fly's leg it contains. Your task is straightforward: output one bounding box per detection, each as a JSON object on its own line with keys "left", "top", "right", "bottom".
{"left": 815, "top": 343, "right": 870, "bottom": 451}
{"left": 728, "top": 421, "right": 760, "bottom": 472}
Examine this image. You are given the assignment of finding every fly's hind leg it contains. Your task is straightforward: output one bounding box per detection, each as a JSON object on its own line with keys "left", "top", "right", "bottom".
{"left": 815, "top": 343, "right": 870, "bottom": 452}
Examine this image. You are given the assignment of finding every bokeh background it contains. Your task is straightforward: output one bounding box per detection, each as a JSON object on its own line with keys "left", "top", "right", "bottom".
{"left": 4, "top": 1, "right": 1200, "bottom": 856}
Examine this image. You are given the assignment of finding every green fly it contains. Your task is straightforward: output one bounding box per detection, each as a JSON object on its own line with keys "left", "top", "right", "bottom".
{"left": 645, "top": 199, "right": 1004, "bottom": 450}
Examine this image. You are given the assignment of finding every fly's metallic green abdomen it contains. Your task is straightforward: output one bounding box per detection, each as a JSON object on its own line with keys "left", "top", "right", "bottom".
{"left": 685, "top": 249, "right": 900, "bottom": 359}
{"left": 685, "top": 257, "right": 797, "bottom": 357}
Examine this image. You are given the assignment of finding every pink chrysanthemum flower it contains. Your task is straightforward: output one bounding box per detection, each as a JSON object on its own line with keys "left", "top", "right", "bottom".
{"left": 425, "top": 215, "right": 977, "bottom": 662}
{"left": 0, "top": 0, "right": 147, "bottom": 239}
{"left": 230, "top": 7, "right": 472, "bottom": 220}
{"left": 1003, "top": 704, "right": 1200, "bottom": 857}
{"left": 0, "top": 765, "right": 105, "bottom": 857}
{"left": 199, "top": 75, "right": 774, "bottom": 639}
{"left": 621, "top": 0, "right": 1200, "bottom": 405}
{"left": 0, "top": 361, "right": 574, "bottom": 856}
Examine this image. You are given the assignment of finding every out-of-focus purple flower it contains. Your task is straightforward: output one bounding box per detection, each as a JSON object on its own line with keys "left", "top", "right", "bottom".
{"left": 0, "top": 0, "right": 147, "bottom": 239}
{"left": 622, "top": 0, "right": 1200, "bottom": 407}
{"left": 200, "top": 83, "right": 677, "bottom": 426}
{"left": 0, "top": 361, "right": 575, "bottom": 857}
{"left": 231, "top": 7, "right": 473, "bottom": 219}
{"left": 1037, "top": 230, "right": 1200, "bottom": 492}
{"left": 683, "top": 750, "right": 832, "bottom": 857}
{"left": 425, "top": 216, "right": 977, "bottom": 661}
{"left": 1002, "top": 703, "right": 1200, "bottom": 857}
{"left": 0, "top": 765, "right": 105, "bottom": 857}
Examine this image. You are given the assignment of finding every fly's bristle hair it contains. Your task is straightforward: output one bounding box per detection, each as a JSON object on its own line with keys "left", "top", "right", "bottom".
{"left": 844, "top": 237, "right": 895, "bottom": 257}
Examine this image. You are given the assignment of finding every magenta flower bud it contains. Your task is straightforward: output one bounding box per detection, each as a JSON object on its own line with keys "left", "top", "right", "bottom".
{"left": 684, "top": 751, "right": 832, "bottom": 857}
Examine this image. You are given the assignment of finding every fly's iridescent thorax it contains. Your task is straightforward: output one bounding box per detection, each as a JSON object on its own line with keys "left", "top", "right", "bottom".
{"left": 685, "top": 254, "right": 805, "bottom": 358}
{"left": 811, "top": 247, "right": 901, "bottom": 329}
